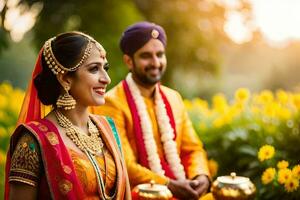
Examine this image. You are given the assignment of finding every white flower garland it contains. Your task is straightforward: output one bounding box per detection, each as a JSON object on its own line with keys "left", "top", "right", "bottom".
{"left": 126, "top": 73, "right": 186, "bottom": 180}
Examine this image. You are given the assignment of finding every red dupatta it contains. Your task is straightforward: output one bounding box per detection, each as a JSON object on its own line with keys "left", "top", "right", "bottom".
{"left": 5, "top": 49, "right": 45, "bottom": 199}
{"left": 122, "top": 80, "right": 177, "bottom": 180}
{"left": 4, "top": 48, "right": 85, "bottom": 199}
{"left": 12, "top": 119, "right": 85, "bottom": 199}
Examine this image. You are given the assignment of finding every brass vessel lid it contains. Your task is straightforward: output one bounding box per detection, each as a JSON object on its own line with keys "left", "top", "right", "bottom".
{"left": 217, "top": 172, "right": 250, "bottom": 185}
{"left": 212, "top": 172, "right": 256, "bottom": 200}
{"left": 134, "top": 180, "right": 173, "bottom": 199}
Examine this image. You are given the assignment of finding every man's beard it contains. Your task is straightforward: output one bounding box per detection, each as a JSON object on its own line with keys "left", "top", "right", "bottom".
{"left": 131, "top": 62, "right": 166, "bottom": 86}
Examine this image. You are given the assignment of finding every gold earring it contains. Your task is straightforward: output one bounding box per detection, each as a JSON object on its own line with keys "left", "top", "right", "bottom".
{"left": 56, "top": 86, "right": 76, "bottom": 110}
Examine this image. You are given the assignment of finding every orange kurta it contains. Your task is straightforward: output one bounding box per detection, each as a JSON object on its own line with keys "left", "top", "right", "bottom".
{"left": 91, "top": 82, "right": 210, "bottom": 187}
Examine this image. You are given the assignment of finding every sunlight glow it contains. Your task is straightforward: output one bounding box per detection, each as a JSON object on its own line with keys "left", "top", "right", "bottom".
{"left": 3, "top": 0, "right": 43, "bottom": 42}
{"left": 223, "top": 0, "right": 300, "bottom": 45}
{"left": 224, "top": 11, "right": 253, "bottom": 44}
{"left": 0, "top": 0, "right": 5, "bottom": 13}
{"left": 252, "top": 0, "right": 300, "bottom": 43}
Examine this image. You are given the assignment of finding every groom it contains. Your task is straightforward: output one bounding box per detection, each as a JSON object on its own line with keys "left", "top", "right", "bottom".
{"left": 92, "top": 21, "right": 212, "bottom": 199}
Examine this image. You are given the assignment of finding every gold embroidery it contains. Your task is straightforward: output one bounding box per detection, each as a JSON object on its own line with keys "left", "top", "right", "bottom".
{"left": 38, "top": 124, "right": 48, "bottom": 132}
{"left": 29, "top": 121, "right": 40, "bottom": 126}
{"left": 9, "top": 177, "right": 37, "bottom": 187}
{"left": 63, "top": 165, "right": 72, "bottom": 174}
{"left": 9, "top": 133, "right": 41, "bottom": 187}
{"left": 10, "top": 168, "right": 38, "bottom": 177}
{"left": 22, "top": 142, "right": 28, "bottom": 148}
{"left": 59, "top": 179, "right": 73, "bottom": 195}
{"left": 46, "top": 132, "right": 59, "bottom": 145}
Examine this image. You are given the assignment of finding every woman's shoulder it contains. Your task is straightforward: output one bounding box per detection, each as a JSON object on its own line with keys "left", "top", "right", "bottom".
{"left": 9, "top": 129, "right": 42, "bottom": 187}
{"left": 11, "top": 128, "right": 41, "bottom": 158}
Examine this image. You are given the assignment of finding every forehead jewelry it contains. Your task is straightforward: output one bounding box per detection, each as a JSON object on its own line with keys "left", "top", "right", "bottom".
{"left": 43, "top": 34, "right": 104, "bottom": 75}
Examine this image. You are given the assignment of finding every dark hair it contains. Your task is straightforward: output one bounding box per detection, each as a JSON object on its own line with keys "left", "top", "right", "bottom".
{"left": 34, "top": 32, "right": 90, "bottom": 106}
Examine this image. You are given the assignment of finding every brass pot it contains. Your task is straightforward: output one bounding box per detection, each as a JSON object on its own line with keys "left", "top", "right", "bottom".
{"left": 211, "top": 172, "right": 256, "bottom": 200}
{"left": 132, "top": 180, "right": 173, "bottom": 200}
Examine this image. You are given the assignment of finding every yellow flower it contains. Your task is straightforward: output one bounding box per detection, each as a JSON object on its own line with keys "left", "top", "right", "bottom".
{"left": 251, "top": 106, "right": 260, "bottom": 115}
{"left": 277, "top": 160, "right": 289, "bottom": 169}
{"left": 284, "top": 177, "right": 299, "bottom": 192}
{"left": 263, "top": 103, "right": 280, "bottom": 118}
{"left": 293, "top": 94, "right": 300, "bottom": 109}
{"left": 292, "top": 165, "right": 300, "bottom": 179}
{"left": 278, "top": 168, "right": 292, "bottom": 184}
{"left": 258, "top": 145, "right": 275, "bottom": 162}
{"left": 0, "top": 150, "right": 6, "bottom": 165}
{"left": 0, "top": 82, "right": 13, "bottom": 94}
{"left": 0, "top": 110, "right": 8, "bottom": 122}
{"left": 276, "top": 90, "right": 289, "bottom": 104}
{"left": 261, "top": 167, "right": 276, "bottom": 184}
{"left": 0, "top": 126, "right": 7, "bottom": 137}
{"left": 208, "top": 159, "right": 218, "bottom": 178}
{"left": 184, "top": 100, "right": 193, "bottom": 111}
{"left": 235, "top": 88, "right": 250, "bottom": 102}
{"left": 8, "top": 88, "right": 25, "bottom": 114}
{"left": 212, "top": 115, "right": 232, "bottom": 128}
{"left": 260, "top": 90, "right": 274, "bottom": 104}
{"left": 212, "top": 94, "right": 228, "bottom": 113}
{"left": 277, "top": 107, "right": 291, "bottom": 120}
{"left": 0, "top": 94, "right": 7, "bottom": 109}
{"left": 193, "top": 98, "right": 208, "bottom": 110}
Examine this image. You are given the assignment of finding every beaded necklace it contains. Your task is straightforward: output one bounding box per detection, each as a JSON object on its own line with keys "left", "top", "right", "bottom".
{"left": 55, "top": 110, "right": 117, "bottom": 199}
{"left": 55, "top": 110, "right": 103, "bottom": 156}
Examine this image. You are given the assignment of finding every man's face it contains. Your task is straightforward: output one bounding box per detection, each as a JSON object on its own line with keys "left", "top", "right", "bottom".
{"left": 130, "top": 39, "right": 167, "bottom": 87}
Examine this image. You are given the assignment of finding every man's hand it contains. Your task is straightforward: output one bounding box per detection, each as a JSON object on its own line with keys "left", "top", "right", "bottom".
{"left": 167, "top": 179, "right": 199, "bottom": 200}
{"left": 190, "top": 175, "right": 210, "bottom": 197}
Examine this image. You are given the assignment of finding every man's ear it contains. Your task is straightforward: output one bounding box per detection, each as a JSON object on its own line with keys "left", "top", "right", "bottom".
{"left": 56, "top": 73, "right": 73, "bottom": 90}
{"left": 123, "top": 54, "right": 134, "bottom": 71}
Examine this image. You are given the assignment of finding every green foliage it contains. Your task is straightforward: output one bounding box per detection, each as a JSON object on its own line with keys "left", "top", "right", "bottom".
{"left": 0, "top": 36, "right": 36, "bottom": 89}
{"left": 26, "top": 0, "right": 143, "bottom": 88}
{"left": 133, "top": 0, "right": 225, "bottom": 87}
{"left": 1, "top": 0, "right": 234, "bottom": 96}
{"left": 0, "top": 29, "right": 9, "bottom": 55}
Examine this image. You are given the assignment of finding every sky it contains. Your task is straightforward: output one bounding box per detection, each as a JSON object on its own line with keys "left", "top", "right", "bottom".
{"left": 224, "top": 0, "right": 300, "bottom": 46}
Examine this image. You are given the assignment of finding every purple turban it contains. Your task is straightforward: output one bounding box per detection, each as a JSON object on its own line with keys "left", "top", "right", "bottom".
{"left": 120, "top": 21, "right": 167, "bottom": 56}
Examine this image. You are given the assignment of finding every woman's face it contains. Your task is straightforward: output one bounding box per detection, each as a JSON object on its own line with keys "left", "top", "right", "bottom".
{"left": 68, "top": 43, "right": 111, "bottom": 107}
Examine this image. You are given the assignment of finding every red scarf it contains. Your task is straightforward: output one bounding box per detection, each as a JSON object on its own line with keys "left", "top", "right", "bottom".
{"left": 122, "top": 80, "right": 177, "bottom": 179}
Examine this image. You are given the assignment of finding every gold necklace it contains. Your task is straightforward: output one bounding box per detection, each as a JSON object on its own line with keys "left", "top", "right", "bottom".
{"left": 55, "top": 110, "right": 103, "bottom": 156}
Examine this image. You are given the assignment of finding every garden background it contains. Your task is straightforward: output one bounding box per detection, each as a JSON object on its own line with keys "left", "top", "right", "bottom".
{"left": 1, "top": 0, "right": 300, "bottom": 199}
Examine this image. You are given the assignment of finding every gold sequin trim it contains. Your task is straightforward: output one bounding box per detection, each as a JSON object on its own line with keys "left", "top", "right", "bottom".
{"left": 59, "top": 179, "right": 73, "bottom": 195}
{"left": 38, "top": 124, "right": 48, "bottom": 132}
{"left": 46, "top": 131, "right": 59, "bottom": 145}
{"left": 63, "top": 165, "right": 72, "bottom": 174}
{"left": 29, "top": 121, "right": 40, "bottom": 126}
